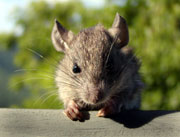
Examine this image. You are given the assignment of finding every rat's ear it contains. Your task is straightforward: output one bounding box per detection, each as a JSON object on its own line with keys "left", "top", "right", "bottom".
{"left": 108, "top": 13, "right": 129, "bottom": 48}
{"left": 51, "top": 19, "right": 74, "bottom": 52}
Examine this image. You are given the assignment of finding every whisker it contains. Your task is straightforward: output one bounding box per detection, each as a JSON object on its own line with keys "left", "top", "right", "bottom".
{"left": 33, "top": 90, "right": 57, "bottom": 106}
{"left": 49, "top": 96, "right": 62, "bottom": 108}
{"left": 24, "top": 36, "right": 60, "bottom": 65}
{"left": 40, "top": 92, "right": 58, "bottom": 106}
{"left": 108, "top": 54, "right": 137, "bottom": 92}
{"left": 14, "top": 69, "right": 38, "bottom": 72}
{"left": 14, "top": 68, "right": 55, "bottom": 75}
{"left": 9, "top": 77, "right": 53, "bottom": 88}
{"left": 57, "top": 65, "right": 81, "bottom": 84}
{"left": 40, "top": 86, "right": 58, "bottom": 90}
{"left": 56, "top": 80, "right": 80, "bottom": 88}
{"left": 36, "top": 74, "right": 54, "bottom": 79}
{"left": 27, "top": 48, "right": 44, "bottom": 58}
{"left": 26, "top": 48, "right": 58, "bottom": 69}
{"left": 105, "top": 35, "right": 118, "bottom": 68}
{"left": 56, "top": 72, "right": 81, "bottom": 86}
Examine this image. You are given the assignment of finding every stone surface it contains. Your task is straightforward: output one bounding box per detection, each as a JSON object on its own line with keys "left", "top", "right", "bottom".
{"left": 0, "top": 109, "right": 179, "bottom": 137}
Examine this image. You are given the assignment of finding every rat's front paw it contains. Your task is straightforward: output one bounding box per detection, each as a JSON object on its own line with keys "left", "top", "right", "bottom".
{"left": 97, "top": 106, "right": 116, "bottom": 117}
{"left": 63, "top": 100, "right": 83, "bottom": 121}
{"left": 97, "top": 100, "right": 122, "bottom": 117}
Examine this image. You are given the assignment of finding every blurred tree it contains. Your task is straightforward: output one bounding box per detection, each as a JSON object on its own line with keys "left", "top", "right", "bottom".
{"left": 0, "top": 0, "right": 180, "bottom": 110}
{"left": 129, "top": 0, "right": 180, "bottom": 109}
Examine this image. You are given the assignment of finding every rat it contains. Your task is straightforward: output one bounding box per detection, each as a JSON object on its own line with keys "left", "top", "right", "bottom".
{"left": 51, "top": 13, "right": 144, "bottom": 121}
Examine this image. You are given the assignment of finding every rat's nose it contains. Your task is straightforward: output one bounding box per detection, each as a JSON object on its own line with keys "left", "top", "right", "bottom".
{"left": 88, "top": 88, "right": 104, "bottom": 104}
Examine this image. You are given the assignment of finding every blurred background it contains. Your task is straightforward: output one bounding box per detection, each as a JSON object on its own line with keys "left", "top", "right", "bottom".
{"left": 0, "top": 0, "right": 180, "bottom": 110}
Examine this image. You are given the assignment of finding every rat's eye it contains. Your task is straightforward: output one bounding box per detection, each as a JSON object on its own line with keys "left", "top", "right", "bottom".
{"left": 72, "top": 63, "right": 81, "bottom": 73}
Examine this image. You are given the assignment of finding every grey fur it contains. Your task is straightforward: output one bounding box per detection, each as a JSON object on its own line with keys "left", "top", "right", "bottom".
{"left": 51, "top": 13, "right": 144, "bottom": 116}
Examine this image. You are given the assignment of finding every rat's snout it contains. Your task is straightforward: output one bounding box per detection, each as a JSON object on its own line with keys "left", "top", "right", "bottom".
{"left": 85, "top": 86, "right": 104, "bottom": 104}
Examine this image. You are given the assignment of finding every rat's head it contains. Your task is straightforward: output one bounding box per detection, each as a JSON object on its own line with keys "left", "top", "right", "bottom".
{"left": 51, "top": 13, "right": 129, "bottom": 105}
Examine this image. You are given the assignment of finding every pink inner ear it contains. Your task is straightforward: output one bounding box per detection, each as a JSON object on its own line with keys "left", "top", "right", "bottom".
{"left": 51, "top": 19, "right": 74, "bottom": 52}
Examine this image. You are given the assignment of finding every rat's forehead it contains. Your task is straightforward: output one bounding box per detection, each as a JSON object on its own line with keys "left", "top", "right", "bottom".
{"left": 72, "top": 26, "right": 111, "bottom": 51}
{"left": 67, "top": 26, "right": 112, "bottom": 65}
{"left": 68, "top": 28, "right": 112, "bottom": 68}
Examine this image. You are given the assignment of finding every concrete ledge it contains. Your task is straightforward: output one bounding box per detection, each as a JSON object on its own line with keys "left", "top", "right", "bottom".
{"left": 0, "top": 109, "right": 179, "bottom": 137}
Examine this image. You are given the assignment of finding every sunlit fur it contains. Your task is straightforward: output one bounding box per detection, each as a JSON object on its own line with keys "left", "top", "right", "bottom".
{"left": 55, "top": 25, "right": 144, "bottom": 111}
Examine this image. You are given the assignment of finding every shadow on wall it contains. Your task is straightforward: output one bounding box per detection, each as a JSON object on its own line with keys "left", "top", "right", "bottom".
{"left": 108, "top": 110, "right": 177, "bottom": 128}
{"left": 72, "top": 109, "right": 177, "bottom": 127}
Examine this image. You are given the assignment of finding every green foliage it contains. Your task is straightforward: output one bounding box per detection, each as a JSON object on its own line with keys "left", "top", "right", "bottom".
{"left": 129, "top": 0, "right": 180, "bottom": 110}
{"left": 0, "top": 33, "right": 17, "bottom": 50}
{"left": 0, "top": 0, "right": 180, "bottom": 110}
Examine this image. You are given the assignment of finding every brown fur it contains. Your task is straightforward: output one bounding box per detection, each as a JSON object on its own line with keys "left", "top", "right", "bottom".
{"left": 52, "top": 13, "right": 144, "bottom": 120}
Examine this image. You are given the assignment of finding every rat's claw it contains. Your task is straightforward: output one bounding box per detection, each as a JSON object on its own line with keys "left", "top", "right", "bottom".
{"left": 63, "top": 100, "right": 83, "bottom": 121}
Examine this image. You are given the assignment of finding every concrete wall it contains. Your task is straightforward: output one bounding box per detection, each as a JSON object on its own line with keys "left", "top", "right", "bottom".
{"left": 0, "top": 109, "right": 179, "bottom": 137}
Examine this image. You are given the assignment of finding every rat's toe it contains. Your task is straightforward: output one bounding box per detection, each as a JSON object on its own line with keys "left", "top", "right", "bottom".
{"left": 97, "top": 106, "right": 116, "bottom": 117}
{"left": 97, "top": 109, "right": 106, "bottom": 117}
{"left": 64, "top": 100, "right": 84, "bottom": 121}
{"left": 64, "top": 107, "right": 83, "bottom": 120}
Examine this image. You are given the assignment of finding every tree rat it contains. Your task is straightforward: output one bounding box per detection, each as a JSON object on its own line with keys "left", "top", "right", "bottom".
{"left": 51, "top": 13, "right": 144, "bottom": 121}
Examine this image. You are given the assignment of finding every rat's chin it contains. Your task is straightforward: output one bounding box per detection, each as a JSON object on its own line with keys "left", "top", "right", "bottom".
{"left": 83, "top": 96, "right": 107, "bottom": 106}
